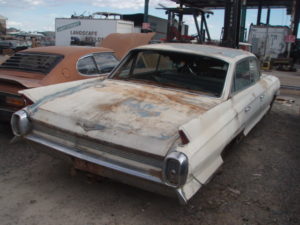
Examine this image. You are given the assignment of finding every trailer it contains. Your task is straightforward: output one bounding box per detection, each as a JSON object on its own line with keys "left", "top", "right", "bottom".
{"left": 248, "top": 25, "right": 290, "bottom": 59}
{"left": 55, "top": 18, "right": 134, "bottom": 46}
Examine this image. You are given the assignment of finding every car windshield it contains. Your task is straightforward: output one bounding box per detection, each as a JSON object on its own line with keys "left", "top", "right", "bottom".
{"left": 111, "top": 50, "right": 229, "bottom": 97}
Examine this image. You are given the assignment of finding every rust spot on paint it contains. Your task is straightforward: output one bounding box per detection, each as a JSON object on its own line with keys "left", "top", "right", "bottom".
{"left": 99, "top": 100, "right": 124, "bottom": 111}
{"left": 259, "top": 79, "right": 268, "bottom": 89}
{"left": 95, "top": 81, "right": 212, "bottom": 113}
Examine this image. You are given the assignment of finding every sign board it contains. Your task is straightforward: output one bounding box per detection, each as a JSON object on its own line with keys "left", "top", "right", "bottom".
{"left": 285, "top": 35, "right": 296, "bottom": 43}
{"left": 55, "top": 18, "right": 134, "bottom": 46}
{"left": 57, "top": 21, "right": 81, "bottom": 32}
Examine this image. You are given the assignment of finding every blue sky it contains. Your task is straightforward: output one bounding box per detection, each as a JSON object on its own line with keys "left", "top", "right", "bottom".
{"left": 0, "top": 0, "right": 295, "bottom": 40}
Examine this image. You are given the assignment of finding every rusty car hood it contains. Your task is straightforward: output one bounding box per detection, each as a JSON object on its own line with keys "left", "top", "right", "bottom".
{"left": 26, "top": 79, "right": 222, "bottom": 157}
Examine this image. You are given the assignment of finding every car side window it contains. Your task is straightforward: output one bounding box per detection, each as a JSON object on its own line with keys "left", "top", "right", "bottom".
{"left": 233, "top": 59, "right": 255, "bottom": 93}
{"left": 249, "top": 58, "right": 260, "bottom": 82}
{"left": 77, "top": 56, "right": 99, "bottom": 75}
{"left": 93, "top": 53, "right": 119, "bottom": 73}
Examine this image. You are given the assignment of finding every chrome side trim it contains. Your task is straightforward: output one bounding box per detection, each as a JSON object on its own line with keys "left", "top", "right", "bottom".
{"left": 26, "top": 134, "right": 163, "bottom": 184}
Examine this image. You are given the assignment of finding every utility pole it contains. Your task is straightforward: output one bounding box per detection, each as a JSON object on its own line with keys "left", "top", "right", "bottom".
{"left": 144, "top": 0, "right": 149, "bottom": 23}
{"left": 257, "top": 0, "right": 262, "bottom": 25}
{"left": 240, "top": 0, "right": 247, "bottom": 42}
{"left": 142, "top": 0, "right": 150, "bottom": 32}
{"left": 266, "top": 7, "right": 271, "bottom": 25}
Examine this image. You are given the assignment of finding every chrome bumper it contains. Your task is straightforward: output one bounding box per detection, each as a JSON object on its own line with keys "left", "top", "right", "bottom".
{"left": 26, "top": 134, "right": 162, "bottom": 184}
{"left": 25, "top": 133, "right": 189, "bottom": 204}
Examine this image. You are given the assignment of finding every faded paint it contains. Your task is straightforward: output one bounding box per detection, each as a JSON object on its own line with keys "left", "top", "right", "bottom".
{"left": 20, "top": 77, "right": 100, "bottom": 103}
{"left": 17, "top": 44, "right": 280, "bottom": 203}
{"left": 27, "top": 79, "right": 221, "bottom": 157}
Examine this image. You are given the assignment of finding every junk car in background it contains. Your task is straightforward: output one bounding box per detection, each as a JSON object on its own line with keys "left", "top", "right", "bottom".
{"left": 0, "top": 46, "right": 119, "bottom": 122}
{"left": 12, "top": 44, "right": 280, "bottom": 203}
{"left": 0, "top": 32, "right": 155, "bottom": 122}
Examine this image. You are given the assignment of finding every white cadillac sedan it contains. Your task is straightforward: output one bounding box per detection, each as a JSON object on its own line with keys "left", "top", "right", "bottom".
{"left": 11, "top": 44, "right": 280, "bottom": 204}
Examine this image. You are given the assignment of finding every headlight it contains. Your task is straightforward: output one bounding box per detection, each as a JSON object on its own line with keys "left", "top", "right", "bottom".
{"left": 11, "top": 110, "right": 31, "bottom": 136}
{"left": 163, "top": 152, "right": 188, "bottom": 187}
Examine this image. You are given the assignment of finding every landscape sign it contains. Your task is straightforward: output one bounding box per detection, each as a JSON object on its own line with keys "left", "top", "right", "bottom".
{"left": 57, "top": 21, "right": 81, "bottom": 32}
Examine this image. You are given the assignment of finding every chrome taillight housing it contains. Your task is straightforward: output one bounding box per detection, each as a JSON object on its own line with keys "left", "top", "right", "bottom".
{"left": 11, "top": 110, "right": 31, "bottom": 136}
{"left": 163, "top": 152, "right": 188, "bottom": 187}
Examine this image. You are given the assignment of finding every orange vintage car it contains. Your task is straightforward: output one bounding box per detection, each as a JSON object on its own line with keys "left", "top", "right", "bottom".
{"left": 0, "top": 46, "right": 119, "bottom": 122}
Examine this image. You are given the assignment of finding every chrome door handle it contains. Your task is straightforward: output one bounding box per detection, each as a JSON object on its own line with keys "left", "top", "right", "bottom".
{"left": 245, "top": 106, "right": 251, "bottom": 112}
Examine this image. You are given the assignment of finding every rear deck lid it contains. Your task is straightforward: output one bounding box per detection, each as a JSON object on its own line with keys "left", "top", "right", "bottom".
{"left": 26, "top": 79, "right": 221, "bottom": 157}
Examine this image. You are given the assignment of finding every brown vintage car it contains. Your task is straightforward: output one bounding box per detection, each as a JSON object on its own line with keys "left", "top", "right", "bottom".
{"left": 0, "top": 46, "right": 119, "bottom": 121}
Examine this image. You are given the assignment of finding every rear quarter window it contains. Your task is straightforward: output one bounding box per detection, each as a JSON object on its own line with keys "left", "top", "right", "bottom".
{"left": 77, "top": 56, "right": 98, "bottom": 75}
{"left": 77, "top": 52, "right": 119, "bottom": 76}
{"left": 232, "top": 57, "right": 260, "bottom": 93}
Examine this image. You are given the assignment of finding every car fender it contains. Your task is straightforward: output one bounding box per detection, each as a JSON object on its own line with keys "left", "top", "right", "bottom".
{"left": 177, "top": 100, "right": 240, "bottom": 184}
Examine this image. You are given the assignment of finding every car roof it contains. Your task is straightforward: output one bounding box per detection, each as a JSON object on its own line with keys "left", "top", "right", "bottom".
{"left": 134, "top": 43, "right": 254, "bottom": 62}
{"left": 22, "top": 46, "right": 114, "bottom": 56}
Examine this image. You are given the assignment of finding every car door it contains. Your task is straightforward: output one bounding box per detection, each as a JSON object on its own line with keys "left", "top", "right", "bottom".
{"left": 249, "top": 57, "right": 269, "bottom": 114}
{"left": 230, "top": 58, "right": 264, "bottom": 135}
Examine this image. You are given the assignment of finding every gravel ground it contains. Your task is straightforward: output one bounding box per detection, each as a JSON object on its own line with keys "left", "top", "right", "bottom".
{"left": 0, "top": 96, "right": 299, "bottom": 225}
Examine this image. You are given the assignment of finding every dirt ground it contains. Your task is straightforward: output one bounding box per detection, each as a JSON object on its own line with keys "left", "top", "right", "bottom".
{"left": 0, "top": 95, "right": 299, "bottom": 225}
{"left": 0, "top": 57, "right": 299, "bottom": 224}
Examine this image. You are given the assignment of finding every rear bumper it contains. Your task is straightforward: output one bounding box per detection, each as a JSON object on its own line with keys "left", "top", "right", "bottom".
{"left": 27, "top": 133, "right": 163, "bottom": 183}
{"left": 25, "top": 133, "right": 189, "bottom": 204}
